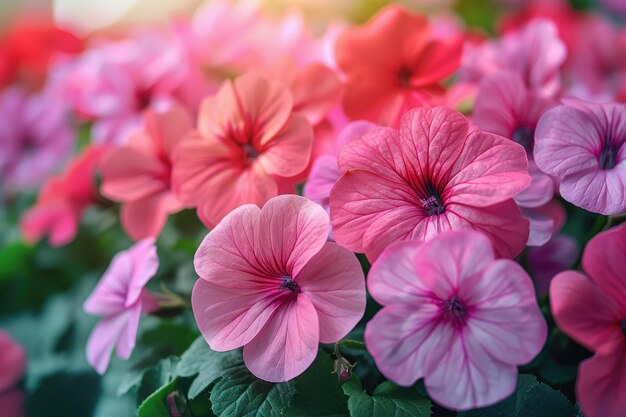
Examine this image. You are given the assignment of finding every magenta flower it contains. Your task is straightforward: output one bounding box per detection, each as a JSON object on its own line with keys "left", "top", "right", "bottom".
{"left": 365, "top": 231, "right": 547, "bottom": 410}
{"left": 330, "top": 106, "right": 531, "bottom": 260}
{"left": 0, "top": 330, "right": 26, "bottom": 393}
{"left": 550, "top": 223, "right": 626, "bottom": 417}
{"left": 534, "top": 99, "right": 626, "bottom": 215}
{"left": 83, "top": 239, "right": 159, "bottom": 374}
{"left": 191, "top": 195, "right": 366, "bottom": 382}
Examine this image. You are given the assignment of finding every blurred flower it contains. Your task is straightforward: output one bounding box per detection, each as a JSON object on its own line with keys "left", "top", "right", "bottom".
{"left": 0, "top": 389, "right": 25, "bottom": 417}
{"left": 0, "top": 330, "right": 26, "bottom": 393}
{"left": 460, "top": 19, "right": 566, "bottom": 98}
{"left": 172, "top": 74, "right": 313, "bottom": 228}
{"left": 83, "top": 238, "right": 159, "bottom": 374}
{"left": 473, "top": 71, "right": 558, "bottom": 245}
{"left": 330, "top": 106, "right": 530, "bottom": 260}
{"left": 0, "top": 87, "right": 75, "bottom": 194}
{"left": 335, "top": 6, "right": 462, "bottom": 126}
{"left": 100, "top": 107, "right": 192, "bottom": 240}
{"left": 191, "top": 195, "right": 366, "bottom": 382}
{"left": 551, "top": 223, "right": 626, "bottom": 417}
{"left": 534, "top": 99, "right": 626, "bottom": 215}
{"left": 528, "top": 234, "right": 578, "bottom": 296}
{"left": 20, "top": 146, "right": 105, "bottom": 247}
{"left": 365, "top": 231, "right": 546, "bottom": 410}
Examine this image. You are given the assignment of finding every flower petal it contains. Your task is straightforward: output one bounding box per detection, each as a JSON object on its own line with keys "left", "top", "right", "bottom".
{"left": 86, "top": 312, "right": 132, "bottom": 375}
{"left": 577, "top": 345, "right": 626, "bottom": 417}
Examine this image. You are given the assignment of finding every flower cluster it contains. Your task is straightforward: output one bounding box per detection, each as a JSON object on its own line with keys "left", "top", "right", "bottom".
{"left": 2, "top": 0, "right": 626, "bottom": 416}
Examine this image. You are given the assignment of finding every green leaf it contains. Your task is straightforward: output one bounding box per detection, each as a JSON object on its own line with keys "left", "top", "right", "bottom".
{"left": 0, "top": 241, "right": 31, "bottom": 281}
{"left": 135, "top": 357, "right": 180, "bottom": 417}
{"left": 458, "top": 374, "right": 577, "bottom": 417}
{"left": 137, "top": 377, "right": 180, "bottom": 417}
{"left": 343, "top": 380, "right": 431, "bottom": 417}
{"left": 178, "top": 336, "right": 242, "bottom": 399}
{"left": 210, "top": 364, "right": 295, "bottom": 417}
{"left": 286, "top": 351, "right": 349, "bottom": 417}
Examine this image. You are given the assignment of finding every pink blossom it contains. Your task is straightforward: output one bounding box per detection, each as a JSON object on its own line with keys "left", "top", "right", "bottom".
{"left": 460, "top": 20, "right": 566, "bottom": 98}
{"left": 0, "top": 87, "right": 74, "bottom": 193}
{"left": 534, "top": 99, "right": 626, "bottom": 215}
{"left": 0, "top": 389, "right": 25, "bottom": 417}
{"left": 528, "top": 234, "right": 578, "bottom": 296}
{"left": 191, "top": 195, "right": 366, "bottom": 382}
{"left": 365, "top": 231, "right": 546, "bottom": 410}
{"left": 172, "top": 74, "right": 313, "bottom": 228}
{"left": 330, "top": 106, "right": 531, "bottom": 260}
{"left": 550, "top": 223, "right": 626, "bottom": 417}
{"left": 473, "top": 71, "right": 558, "bottom": 245}
{"left": 83, "top": 238, "right": 159, "bottom": 374}
{"left": 0, "top": 330, "right": 26, "bottom": 393}
{"left": 100, "top": 107, "right": 192, "bottom": 240}
{"left": 20, "top": 146, "right": 105, "bottom": 247}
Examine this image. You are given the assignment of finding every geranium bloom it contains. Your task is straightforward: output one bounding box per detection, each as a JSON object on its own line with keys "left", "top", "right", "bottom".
{"left": 21, "top": 146, "right": 105, "bottom": 247}
{"left": 550, "top": 223, "right": 626, "bottom": 417}
{"left": 330, "top": 106, "right": 531, "bottom": 260}
{"left": 534, "top": 99, "right": 626, "bottom": 215}
{"left": 83, "top": 238, "right": 159, "bottom": 374}
{"left": 100, "top": 107, "right": 192, "bottom": 240}
{"left": 365, "top": 231, "right": 547, "bottom": 410}
{"left": 172, "top": 74, "right": 313, "bottom": 228}
{"left": 0, "top": 330, "right": 26, "bottom": 393}
{"left": 335, "top": 6, "right": 462, "bottom": 126}
{"left": 460, "top": 20, "right": 566, "bottom": 98}
{"left": 191, "top": 195, "right": 366, "bottom": 382}
{"left": 0, "top": 87, "right": 74, "bottom": 193}
{"left": 473, "top": 71, "right": 557, "bottom": 245}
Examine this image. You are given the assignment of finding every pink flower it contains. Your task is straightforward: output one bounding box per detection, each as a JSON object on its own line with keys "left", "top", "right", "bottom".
{"left": 534, "top": 99, "right": 626, "bottom": 215}
{"left": 100, "top": 107, "right": 192, "bottom": 240}
{"left": 330, "top": 106, "right": 531, "bottom": 260}
{"left": 0, "top": 87, "right": 74, "bottom": 193}
{"left": 365, "top": 231, "right": 547, "bottom": 410}
{"left": 460, "top": 20, "right": 566, "bottom": 98}
{"left": 335, "top": 6, "right": 462, "bottom": 126}
{"left": 0, "top": 389, "right": 25, "bottom": 417}
{"left": 0, "top": 330, "right": 26, "bottom": 393}
{"left": 550, "top": 223, "right": 626, "bottom": 417}
{"left": 473, "top": 71, "right": 558, "bottom": 245}
{"left": 83, "top": 238, "right": 159, "bottom": 374}
{"left": 20, "top": 146, "right": 105, "bottom": 247}
{"left": 191, "top": 195, "right": 366, "bottom": 382}
{"left": 172, "top": 74, "right": 313, "bottom": 228}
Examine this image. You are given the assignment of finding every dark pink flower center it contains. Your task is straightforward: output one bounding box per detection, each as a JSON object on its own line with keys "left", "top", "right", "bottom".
{"left": 598, "top": 144, "right": 617, "bottom": 170}
{"left": 278, "top": 275, "right": 300, "bottom": 293}
{"left": 621, "top": 319, "right": 626, "bottom": 334}
{"left": 397, "top": 67, "right": 412, "bottom": 88}
{"left": 512, "top": 126, "right": 533, "bottom": 153}
{"left": 440, "top": 295, "right": 467, "bottom": 327}
{"left": 418, "top": 183, "right": 445, "bottom": 216}
{"left": 243, "top": 144, "right": 260, "bottom": 160}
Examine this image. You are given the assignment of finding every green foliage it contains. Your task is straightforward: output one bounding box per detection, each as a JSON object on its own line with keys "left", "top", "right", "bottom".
{"left": 26, "top": 372, "right": 101, "bottom": 417}
{"left": 458, "top": 374, "right": 577, "bottom": 417}
{"left": 210, "top": 364, "right": 295, "bottom": 417}
{"left": 177, "top": 336, "right": 242, "bottom": 399}
{"left": 343, "top": 380, "right": 432, "bottom": 417}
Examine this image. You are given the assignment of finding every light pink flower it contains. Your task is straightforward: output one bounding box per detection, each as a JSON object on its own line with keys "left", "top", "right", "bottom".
{"left": 172, "top": 74, "right": 313, "bottom": 228}
{"left": 550, "top": 223, "right": 626, "bottom": 417}
{"left": 534, "top": 99, "right": 626, "bottom": 215}
{"left": 330, "top": 106, "right": 531, "bottom": 260}
{"left": 83, "top": 238, "right": 159, "bottom": 374}
{"left": 0, "top": 330, "right": 26, "bottom": 393}
{"left": 100, "top": 107, "right": 192, "bottom": 240}
{"left": 365, "top": 231, "right": 547, "bottom": 410}
{"left": 20, "top": 146, "right": 105, "bottom": 247}
{"left": 0, "top": 87, "right": 74, "bottom": 193}
{"left": 191, "top": 195, "right": 366, "bottom": 382}
{"left": 460, "top": 19, "right": 566, "bottom": 98}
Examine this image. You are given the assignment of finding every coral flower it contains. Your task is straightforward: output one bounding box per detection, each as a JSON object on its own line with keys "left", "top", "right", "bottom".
{"left": 0, "top": 330, "right": 26, "bottom": 393}
{"left": 173, "top": 74, "right": 313, "bottom": 228}
{"left": 550, "top": 223, "right": 626, "bottom": 417}
{"left": 330, "top": 106, "right": 531, "bottom": 260}
{"left": 100, "top": 108, "right": 192, "bottom": 240}
{"left": 191, "top": 195, "right": 366, "bottom": 382}
{"left": 365, "top": 231, "right": 547, "bottom": 410}
{"left": 20, "top": 146, "right": 105, "bottom": 247}
{"left": 534, "top": 99, "right": 626, "bottom": 215}
{"left": 83, "top": 239, "right": 159, "bottom": 374}
{"left": 335, "top": 6, "right": 462, "bottom": 126}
